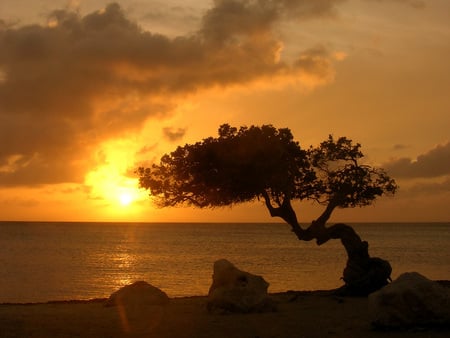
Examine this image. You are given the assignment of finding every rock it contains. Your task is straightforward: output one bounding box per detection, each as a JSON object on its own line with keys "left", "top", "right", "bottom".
{"left": 207, "top": 259, "right": 276, "bottom": 313}
{"left": 105, "top": 281, "right": 169, "bottom": 308}
{"left": 369, "top": 272, "right": 450, "bottom": 328}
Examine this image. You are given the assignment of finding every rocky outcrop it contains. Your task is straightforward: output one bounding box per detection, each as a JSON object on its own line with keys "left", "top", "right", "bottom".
{"left": 369, "top": 272, "right": 450, "bottom": 328}
{"left": 207, "top": 259, "right": 276, "bottom": 313}
{"left": 105, "top": 281, "right": 169, "bottom": 308}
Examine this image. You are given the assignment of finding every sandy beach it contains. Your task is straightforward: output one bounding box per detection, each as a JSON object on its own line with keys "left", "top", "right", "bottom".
{"left": 1, "top": 290, "right": 448, "bottom": 338}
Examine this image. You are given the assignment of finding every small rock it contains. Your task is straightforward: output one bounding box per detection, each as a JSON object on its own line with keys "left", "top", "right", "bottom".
{"left": 105, "top": 281, "right": 169, "bottom": 308}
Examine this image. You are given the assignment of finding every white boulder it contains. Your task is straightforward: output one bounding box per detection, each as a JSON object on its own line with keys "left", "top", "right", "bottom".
{"left": 369, "top": 272, "right": 450, "bottom": 328}
{"left": 207, "top": 259, "right": 276, "bottom": 313}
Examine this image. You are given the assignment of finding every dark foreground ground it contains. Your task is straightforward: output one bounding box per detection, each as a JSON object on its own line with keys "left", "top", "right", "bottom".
{"left": 0, "top": 291, "right": 448, "bottom": 338}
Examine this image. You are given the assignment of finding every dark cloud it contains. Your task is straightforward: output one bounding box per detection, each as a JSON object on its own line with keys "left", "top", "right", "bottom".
{"left": 200, "top": 0, "right": 344, "bottom": 44}
{"left": 0, "top": 1, "right": 367, "bottom": 186}
{"left": 0, "top": 3, "right": 174, "bottom": 186}
{"left": 384, "top": 142, "right": 450, "bottom": 178}
{"left": 162, "top": 127, "right": 186, "bottom": 142}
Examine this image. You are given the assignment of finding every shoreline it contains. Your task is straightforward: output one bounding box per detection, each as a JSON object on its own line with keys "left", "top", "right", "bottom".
{"left": 4, "top": 280, "right": 450, "bottom": 306}
{"left": 1, "top": 289, "right": 448, "bottom": 338}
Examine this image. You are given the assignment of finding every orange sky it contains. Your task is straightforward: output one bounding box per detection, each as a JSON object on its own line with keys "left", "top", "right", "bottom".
{"left": 0, "top": 0, "right": 449, "bottom": 222}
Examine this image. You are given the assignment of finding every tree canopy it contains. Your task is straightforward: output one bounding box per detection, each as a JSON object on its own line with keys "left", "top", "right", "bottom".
{"left": 137, "top": 124, "right": 397, "bottom": 222}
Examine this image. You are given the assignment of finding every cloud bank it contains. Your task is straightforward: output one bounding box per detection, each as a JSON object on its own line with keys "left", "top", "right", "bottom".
{"left": 0, "top": 0, "right": 422, "bottom": 187}
{"left": 384, "top": 142, "right": 450, "bottom": 179}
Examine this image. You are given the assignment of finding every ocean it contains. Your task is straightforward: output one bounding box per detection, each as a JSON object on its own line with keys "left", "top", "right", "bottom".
{"left": 0, "top": 222, "right": 449, "bottom": 303}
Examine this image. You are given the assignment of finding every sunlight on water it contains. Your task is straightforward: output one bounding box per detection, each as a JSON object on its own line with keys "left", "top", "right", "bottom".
{"left": 0, "top": 222, "right": 449, "bottom": 303}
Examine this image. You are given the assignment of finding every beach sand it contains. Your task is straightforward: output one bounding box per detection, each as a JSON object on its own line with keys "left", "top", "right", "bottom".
{"left": 0, "top": 291, "right": 448, "bottom": 338}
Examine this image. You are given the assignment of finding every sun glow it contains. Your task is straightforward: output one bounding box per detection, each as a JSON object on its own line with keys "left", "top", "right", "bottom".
{"left": 86, "top": 167, "right": 146, "bottom": 209}
{"left": 118, "top": 190, "right": 136, "bottom": 207}
{"left": 83, "top": 138, "right": 150, "bottom": 216}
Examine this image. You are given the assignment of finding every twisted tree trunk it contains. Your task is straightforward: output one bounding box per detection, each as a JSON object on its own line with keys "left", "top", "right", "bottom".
{"left": 262, "top": 192, "right": 392, "bottom": 296}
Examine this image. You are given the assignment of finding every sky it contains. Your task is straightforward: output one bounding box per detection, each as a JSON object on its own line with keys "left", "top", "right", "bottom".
{"left": 0, "top": 0, "right": 449, "bottom": 223}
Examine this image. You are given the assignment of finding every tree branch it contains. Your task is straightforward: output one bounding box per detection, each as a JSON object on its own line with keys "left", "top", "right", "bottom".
{"left": 302, "top": 200, "right": 338, "bottom": 243}
{"left": 261, "top": 190, "right": 305, "bottom": 239}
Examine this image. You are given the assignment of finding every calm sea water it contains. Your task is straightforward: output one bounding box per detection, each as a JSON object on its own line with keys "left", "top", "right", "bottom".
{"left": 0, "top": 222, "right": 449, "bottom": 303}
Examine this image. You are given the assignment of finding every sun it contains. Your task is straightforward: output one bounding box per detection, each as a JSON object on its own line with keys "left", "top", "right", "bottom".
{"left": 119, "top": 192, "right": 134, "bottom": 206}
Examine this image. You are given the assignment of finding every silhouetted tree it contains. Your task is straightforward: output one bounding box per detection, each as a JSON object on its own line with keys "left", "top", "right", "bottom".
{"left": 138, "top": 124, "right": 398, "bottom": 295}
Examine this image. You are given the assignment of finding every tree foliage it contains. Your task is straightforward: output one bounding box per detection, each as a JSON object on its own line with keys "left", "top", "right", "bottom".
{"left": 138, "top": 124, "right": 397, "bottom": 215}
{"left": 309, "top": 135, "right": 397, "bottom": 208}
